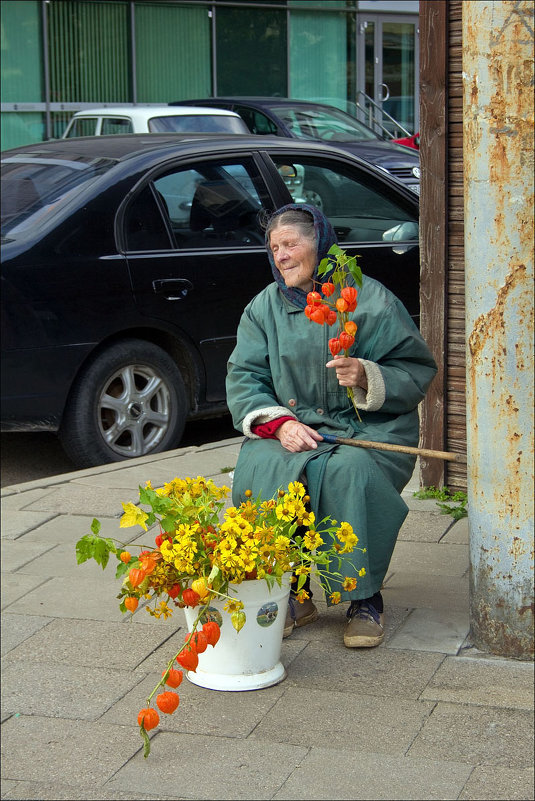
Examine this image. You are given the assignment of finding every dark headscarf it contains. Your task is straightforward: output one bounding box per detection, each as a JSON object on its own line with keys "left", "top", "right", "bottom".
{"left": 265, "top": 203, "right": 338, "bottom": 309}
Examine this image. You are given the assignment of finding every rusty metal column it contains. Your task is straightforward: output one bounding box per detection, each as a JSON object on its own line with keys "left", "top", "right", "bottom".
{"left": 463, "top": 1, "right": 534, "bottom": 658}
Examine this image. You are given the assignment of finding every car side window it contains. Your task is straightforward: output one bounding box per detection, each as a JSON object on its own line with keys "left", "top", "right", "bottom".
{"left": 153, "top": 159, "right": 269, "bottom": 249}
{"left": 101, "top": 117, "right": 134, "bottom": 135}
{"left": 271, "top": 156, "right": 418, "bottom": 244}
{"left": 65, "top": 118, "right": 97, "bottom": 138}
{"left": 234, "top": 106, "right": 278, "bottom": 135}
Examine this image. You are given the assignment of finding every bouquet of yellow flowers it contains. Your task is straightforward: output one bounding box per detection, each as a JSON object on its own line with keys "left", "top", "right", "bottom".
{"left": 75, "top": 475, "right": 365, "bottom": 756}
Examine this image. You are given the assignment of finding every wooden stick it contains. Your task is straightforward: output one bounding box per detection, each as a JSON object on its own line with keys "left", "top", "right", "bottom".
{"left": 320, "top": 433, "right": 467, "bottom": 464}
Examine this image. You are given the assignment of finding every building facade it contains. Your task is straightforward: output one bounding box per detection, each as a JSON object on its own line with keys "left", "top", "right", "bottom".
{"left": 1, "top": 0, "right": 419, "bottom": 149}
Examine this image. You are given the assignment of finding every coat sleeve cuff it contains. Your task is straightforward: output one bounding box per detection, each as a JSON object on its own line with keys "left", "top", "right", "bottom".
{"left": 242, "top": 406, "right": 297, "bottom": 439}
{"left": 352, "top": 359, "right": 386, "bottom": 411}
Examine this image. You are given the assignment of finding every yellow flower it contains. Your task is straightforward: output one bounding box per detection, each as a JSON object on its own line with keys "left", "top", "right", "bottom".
{"left": 235, "top": 517, "right": 253, "bottom": 537}
{"left": 304, "top": 530, "right": 324, "bottom": 550}
{"left": 120, "top": 502, "right": 149, "bottom": 531}
{"left": 259, "top": 544, "right": 273, "bottom": 562}
{"left": 329, "top": 591, "right": 342, "bottom": 604}
{"left": 336, "top": 522, "right": 358, "bottom": 553}
{"left": 217, "top": 544, "right": 243, "bottom": 575}
{"left": 275, "top": 501, "right": 297, "bottom": 522}
{"left": 336, "top": 521, "right": 357, "bottom": 543}
{"left": 223, "top": 598, "right": 244, "bottom": 613}
{"left": 237, "top": 544, "right": 258, "bottom": 573}
{"left": 359, "top": 567, "right": 366, "bottom": 577}
{"left": 147, "top": 600, "right": 173, "bottom": 619}
{"left": 238, "top": 500, "right": 258, "bottom": 523}
{"left": 157, "top": 601, "right": 172, "bottom": 620}
{"left": 288, "top": 481, "right": 306, "bottom": 497}
{"left": 342, "top": 577, "right": 357, "bottom": 591}
{"left": 158, "top": 481, "right": 176, "bottom": 497}
{"left": 296, "top": 589, "right": 310, "bottom": 603}
{"left": 298, "top": 509, "right": 315, "bottom": 527}
{"left": 274, "top": 535, "right": 291, "bottom": 551}
{"left": 295, "top": 565, "right": 311, "bottom": 576}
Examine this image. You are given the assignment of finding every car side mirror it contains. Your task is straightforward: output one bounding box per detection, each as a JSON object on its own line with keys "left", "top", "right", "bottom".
{"left": 277, "top": 164, "right": 305, "bottom": 203}
{"left": 382, "top": 221, "right": 419, "bottom": 242}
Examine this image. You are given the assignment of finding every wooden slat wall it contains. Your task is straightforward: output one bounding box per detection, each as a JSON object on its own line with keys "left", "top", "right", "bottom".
{"left": 419, "top": 0, "right": 467, "bottom": 492}
{"left": 445, "top": 0, "right": 467, "bottom": 492}
{"left": 419, "top": 0, "right": 448, "bottom": 489}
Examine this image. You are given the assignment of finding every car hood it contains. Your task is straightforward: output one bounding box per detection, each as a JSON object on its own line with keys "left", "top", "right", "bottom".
{"left": 329, "top": 138, "right": 419, "bottom": 169}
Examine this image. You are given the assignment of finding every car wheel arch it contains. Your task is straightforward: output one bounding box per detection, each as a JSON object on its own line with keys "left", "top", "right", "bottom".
{"left": 60, "top": 327, "right": 202, "bottom": 425}
{"left": 58, "top": 332, "right": 202, "bottom": 468}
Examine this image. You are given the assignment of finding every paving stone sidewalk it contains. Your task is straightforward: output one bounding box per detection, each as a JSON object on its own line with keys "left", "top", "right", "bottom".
{"left": 1, "top": 438, "right": 533, "bottom": 801}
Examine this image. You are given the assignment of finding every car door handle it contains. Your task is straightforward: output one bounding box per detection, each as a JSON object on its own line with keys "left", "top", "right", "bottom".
{"left": 152, "top": 278, "right": 193, "bottom": 300}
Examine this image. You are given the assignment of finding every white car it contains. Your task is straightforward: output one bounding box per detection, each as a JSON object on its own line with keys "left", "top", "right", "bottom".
{"left": 61, "top": 106, "right": 249, "bottom": 138}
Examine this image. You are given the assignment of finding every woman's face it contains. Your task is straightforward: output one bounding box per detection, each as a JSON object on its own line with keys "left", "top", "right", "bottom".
{"left": 269, "top": 224, "right": 317, "bottom": 291}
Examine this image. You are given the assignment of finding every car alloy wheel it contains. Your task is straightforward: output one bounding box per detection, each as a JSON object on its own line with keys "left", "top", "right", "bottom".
{"left": 97, "top": 363, "right": 172, "bottom": 458}
{"left": 59, "top": 339, "right": 188, "bottom": 468}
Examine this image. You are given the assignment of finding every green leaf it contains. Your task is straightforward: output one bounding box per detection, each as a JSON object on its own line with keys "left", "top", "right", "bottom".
{"left": 115, "top": 560, "right": 130, "bottom": 580}
{"left": 75, "top": 534, "right": 115, "bottom": 568}
{"left": 347, "top": 257, "right": 363, "bottom": 288}
{"left": 208, "top": 564, "right": 221, "bottom": 584}
{"left": 413, "top": 485, "right": 467, "bottom": 519}
{"left": 90, "top": 518, "right": 101, "bottom": 535}
{"left": 437, "top": 502, "right": 467, "bottom": 520}
{"left": 317, "top": 257, "right": 331, "bottom": 276}
{"left": 328, "top": 243, "right": 344, "bottom": 257}
{"left": 160, "top": 516, "right": 177, "bottom": 533}
{"left": 140, "top": 724, "right": 151, "bottom": 758}
{"left": 138, "top": 485, "right": 154, "bottom": 505}
{"left": 263, "top": 573, "right": 275, "bottom": 590}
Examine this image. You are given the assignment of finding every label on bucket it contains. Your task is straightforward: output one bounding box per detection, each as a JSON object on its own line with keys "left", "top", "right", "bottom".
{"left": 199, "top": 606, "right": 223, "bottom": 628}
{"left": 256, "top": 601, "right": 279, "bottom": 627}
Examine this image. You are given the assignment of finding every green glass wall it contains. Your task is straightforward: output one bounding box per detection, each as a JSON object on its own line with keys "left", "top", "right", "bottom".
{"left": 1, "top": 0, "right": 43, "bottom": 149}
{"left": 1, "top": 0, "right": 42, "bottom": 101}
{"left": 1, "top": 1, "right": 416, "bottom": 150}
{"left": 215, "top": 6, "right": 287, "bottom": 96}
{"left": 135, "top": 3, "right": 211, "bottom": 102}
{"left": 289, "top": 7, "right": 354, "bottom": 103}
{"left": 48, "top": 0, "right": 130, "bottom": 102}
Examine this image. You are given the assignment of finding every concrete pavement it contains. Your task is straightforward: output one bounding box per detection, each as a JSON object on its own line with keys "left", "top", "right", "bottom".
{"left": 1, "top": 437, "right": 533, "bottom": 801}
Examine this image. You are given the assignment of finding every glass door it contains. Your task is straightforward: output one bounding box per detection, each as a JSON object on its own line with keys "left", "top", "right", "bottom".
{"left": 356, "top": 14, "right": 419, "bottom": 138}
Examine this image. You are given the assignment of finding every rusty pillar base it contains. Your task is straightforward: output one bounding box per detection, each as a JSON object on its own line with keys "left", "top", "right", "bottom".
{"left": 470, "top": 573, "right": 535, "bottom": 661}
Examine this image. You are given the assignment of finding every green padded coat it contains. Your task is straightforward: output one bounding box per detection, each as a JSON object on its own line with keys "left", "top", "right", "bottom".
{"left": 226, "top": 274, "right": 437, "bottom": 602}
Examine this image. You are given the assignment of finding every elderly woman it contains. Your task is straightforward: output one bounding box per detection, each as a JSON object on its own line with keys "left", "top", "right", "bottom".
{"left": 225, "top": 203, "right": 437, "bottom": 647}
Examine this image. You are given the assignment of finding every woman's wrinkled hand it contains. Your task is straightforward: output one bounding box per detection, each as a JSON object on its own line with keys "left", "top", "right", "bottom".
{"left": 326, "top": 354, "right": 368, "bottom": 391}
{"left": 275, "top": 420, "right": 323, "bottom": 452}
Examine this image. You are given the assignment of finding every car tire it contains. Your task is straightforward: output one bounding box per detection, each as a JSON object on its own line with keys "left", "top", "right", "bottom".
{"left": 59, "top": 339, "right": 188, "bottom": 469}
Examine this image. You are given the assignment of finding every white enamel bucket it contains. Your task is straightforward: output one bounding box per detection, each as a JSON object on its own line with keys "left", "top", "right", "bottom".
{"left": 183, "top": 574, "right": 291, "bottom": 692}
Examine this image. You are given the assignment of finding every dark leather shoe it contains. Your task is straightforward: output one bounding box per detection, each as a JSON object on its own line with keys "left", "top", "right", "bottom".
{"left": 283, "top": 596, "right": 318, "bottom": 638}
{"left": 344, "top": 600, "right": 384, "bottom": 648}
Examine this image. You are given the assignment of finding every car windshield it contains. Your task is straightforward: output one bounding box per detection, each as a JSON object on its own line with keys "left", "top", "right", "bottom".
{"left": 269, "top": 104, "right": 378, "bottom": 143}
{"left": 148, "top": 115, "right": 247, "bottom": 134}
{"left": 0, "top": 154, "right": 116, "bottom": 236}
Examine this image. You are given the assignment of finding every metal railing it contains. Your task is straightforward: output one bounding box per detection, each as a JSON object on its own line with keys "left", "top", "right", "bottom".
{"left": 354, "top": 91, "right": 412, "bottom": 139}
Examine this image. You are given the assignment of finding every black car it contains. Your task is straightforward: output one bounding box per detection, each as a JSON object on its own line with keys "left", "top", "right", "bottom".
{"left": 1, "top": 133, "right": 420, "bottom": 468}
{"left": 171, "top": 97, "right": 421, "bottom": 194}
